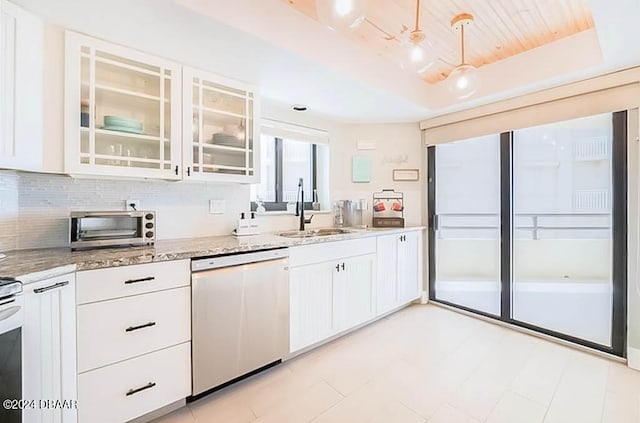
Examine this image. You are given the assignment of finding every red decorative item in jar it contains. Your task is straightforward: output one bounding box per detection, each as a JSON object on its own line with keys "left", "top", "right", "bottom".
{"left": 373, "top": 202, "right": 386, "bottom": 212}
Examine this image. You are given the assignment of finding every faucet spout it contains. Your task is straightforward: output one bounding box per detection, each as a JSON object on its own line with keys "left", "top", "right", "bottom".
{"left": 296, "top": 177, "right": 313, "bottom": 231}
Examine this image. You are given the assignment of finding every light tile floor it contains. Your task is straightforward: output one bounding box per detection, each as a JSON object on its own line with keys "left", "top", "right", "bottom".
{"left": 152, "top": 304, "right": 640, "bottom": 423}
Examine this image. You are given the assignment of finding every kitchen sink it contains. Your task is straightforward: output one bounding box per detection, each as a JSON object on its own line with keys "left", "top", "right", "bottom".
{"left": 277, "top": 228, "right": 354, "bottom": 238}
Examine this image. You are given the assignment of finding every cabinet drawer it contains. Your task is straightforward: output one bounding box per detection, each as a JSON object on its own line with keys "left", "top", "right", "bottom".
{"left": 289, "top": 238, "right": 376, "bottom": 267}
{"left": 77, "top": 287, "right": 190, "bottom": 373}
{"left": 76, "top": 260, "right": 189, "bottom": 304}
{"left": 78, "top": 342, "right": 191, "bottom": 423}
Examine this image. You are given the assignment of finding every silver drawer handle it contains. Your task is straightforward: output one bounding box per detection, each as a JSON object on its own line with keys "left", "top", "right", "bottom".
{"left": 125, "top": 382, "right": 156, "bottom": 396}
{"left": 124, "top": 276, "right": 155, "bottom": 285}
{"left": 34, "top": 281, "right": 69, "bottom": 294}
{"left": 125, "top": 322, "right": 156, "bottom": 332}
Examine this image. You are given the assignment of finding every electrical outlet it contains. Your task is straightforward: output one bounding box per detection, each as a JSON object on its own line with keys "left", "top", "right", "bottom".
{"left": 126, "top": 199, "right": 141, "bottom": 211}
{"left": 209, "top": 199, "right": 226, "bottom": 214}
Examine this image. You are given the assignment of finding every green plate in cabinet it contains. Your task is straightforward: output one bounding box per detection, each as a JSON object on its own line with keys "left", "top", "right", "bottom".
{"left": 102, "top": 125, "right": 144, "bottom": 135}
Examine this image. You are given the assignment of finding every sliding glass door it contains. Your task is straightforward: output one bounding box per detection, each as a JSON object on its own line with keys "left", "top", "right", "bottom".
{"left": 428, "top": 111, "right": 627, "bottom": 356}
{"left": 512, "top": 114, "right": 614, "bottom": 346}
{"left": 431, "top": 134, "right": 501, "bottom": 316}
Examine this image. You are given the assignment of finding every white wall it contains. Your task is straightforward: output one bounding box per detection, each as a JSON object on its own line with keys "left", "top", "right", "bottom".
{"left": 436, "top": 239, "right": 611, "bottom": 281}
{"left": 331, "top": 123, "right": 423, "bottom": 226}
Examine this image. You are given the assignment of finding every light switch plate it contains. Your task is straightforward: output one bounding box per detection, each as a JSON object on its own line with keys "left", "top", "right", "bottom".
{"left": 209, "top": 199, "right": 226, "bottom": 214}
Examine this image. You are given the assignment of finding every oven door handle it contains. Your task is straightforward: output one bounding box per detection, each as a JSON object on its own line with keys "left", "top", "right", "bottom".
{"left": 0, "top": 304, "right": 20, "bottom": 322}
{"left": 33, "top": 281, "right": 69, "bottom": 294}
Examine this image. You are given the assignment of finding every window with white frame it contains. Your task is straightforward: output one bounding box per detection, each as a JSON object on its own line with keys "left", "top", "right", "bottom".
{"left": 251, "top": 132, "right": 329, "bottom": 211}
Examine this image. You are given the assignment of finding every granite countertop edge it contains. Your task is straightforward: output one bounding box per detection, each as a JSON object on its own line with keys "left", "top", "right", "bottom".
{"left": 0, "top": 226, "right": 426, "bottom": 283}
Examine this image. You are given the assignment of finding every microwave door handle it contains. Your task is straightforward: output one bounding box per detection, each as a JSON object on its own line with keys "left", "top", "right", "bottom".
{"left": 72, "top": 211, "right": 143, "bottom": 217}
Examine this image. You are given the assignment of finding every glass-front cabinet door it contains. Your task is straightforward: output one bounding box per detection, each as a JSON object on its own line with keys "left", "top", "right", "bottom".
{"left": 182, "top": 67, "right": 258, "bottom": 183}
{"left": 64, "top": 32, "right": 182, "bottom": 179}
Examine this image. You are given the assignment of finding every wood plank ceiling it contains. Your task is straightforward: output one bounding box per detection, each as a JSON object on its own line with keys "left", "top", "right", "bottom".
{"left": 283, "top": 0, "right": 594, "bottom": 83}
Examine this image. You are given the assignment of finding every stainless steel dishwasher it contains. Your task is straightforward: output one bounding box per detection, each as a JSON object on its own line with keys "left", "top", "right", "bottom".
{"left": 191, "top": 248, "right": 289, "bottom": 396}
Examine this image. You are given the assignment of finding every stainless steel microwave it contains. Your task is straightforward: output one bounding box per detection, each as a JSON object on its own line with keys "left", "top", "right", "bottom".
{"left": 70, "top": 211, "right": 155, "bottom": 250}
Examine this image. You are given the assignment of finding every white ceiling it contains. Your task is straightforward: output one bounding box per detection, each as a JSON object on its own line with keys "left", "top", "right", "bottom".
{"left": 20, "top": 0, "right": 638, "bottom": 123}
{"left": 171, "top": 0, "right": 640, "bottom": 123}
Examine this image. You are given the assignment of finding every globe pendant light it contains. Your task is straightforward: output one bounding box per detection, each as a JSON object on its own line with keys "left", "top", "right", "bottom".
{"left": 448, "top": 13, "right": 479, "bottom": 99}
{"left": 401, "top": 0, "right": 434, "bottom": 74}
{"left": 316, "top": 0, "right": 368, "bottom": 32}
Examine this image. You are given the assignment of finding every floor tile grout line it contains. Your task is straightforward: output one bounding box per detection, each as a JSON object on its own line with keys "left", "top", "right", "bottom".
{"left": 539, "top": 351, "right": 573, "bottom": 422}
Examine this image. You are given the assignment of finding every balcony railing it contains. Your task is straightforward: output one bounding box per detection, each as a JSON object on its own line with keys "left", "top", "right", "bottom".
{"left": 434, "top": 212, "right": 611, "bottom": 240}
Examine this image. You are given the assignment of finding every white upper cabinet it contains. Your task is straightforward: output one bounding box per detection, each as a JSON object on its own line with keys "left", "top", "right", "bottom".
{"left": 0, "top": 0, "right": 43, "bottom": 171}
{"left": 182, "top": 67, "right": 259, "bottom": 183}
{"left": 64, "top": 32, "right": 182, "bottom": 180}
{"left": 64, "top": 33, "right": 260, "bottom": 183}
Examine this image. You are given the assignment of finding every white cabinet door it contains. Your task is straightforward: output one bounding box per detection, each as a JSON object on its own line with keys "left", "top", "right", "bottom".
{"left": 182, "top": 67, "right": 259, "bottom": 183}
{"left": 397, "top": 231, "right": 422, "bottom": 304}
{"left": 23, "top": 273, "right": 77, "bottom": 423}
{"left": 64, "top": 32, "right": 182, "bottom": 180}
{"left": 376, "top": 234, "right": 399, "bottom": 315}
{"left": 334, "top": 254, "right": 376, "bottom": 331}
{"left": 0, "top": 0, "right": 43, "bottom": 171}
{"left": 289, "top": 262, "right": 335, "bottom": 352}
{"left": 78, "top": 342, "right": 190, "bottom": 423}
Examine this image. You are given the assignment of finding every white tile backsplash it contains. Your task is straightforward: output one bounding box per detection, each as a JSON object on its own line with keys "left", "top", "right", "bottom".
{"left": 1, "top": 171, "right": 251, "bottom": 250}
{"left": 0, "top": 172, "right": 19, "bottom": 252}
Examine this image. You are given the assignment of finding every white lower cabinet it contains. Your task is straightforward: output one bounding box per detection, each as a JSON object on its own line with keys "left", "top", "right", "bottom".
{"left": 376, "top": 234, "right": 399, "bottom": 315}
{"left": 289, "top": 238, "right": 378, "bottom": 354}
{"left": 77, "top": 342, "right": 191, "bottom": 423}
{"left": 289, "top": 263, "right": 335, "bottom": 352}
{"left": 75, "top": 260, "right": 191, "bottom": 423}
{"left": 376, "top": 230, "right": 423, "bottom": 315}
{"left": 398, "top": 231, "right": 422, "bottom": 303}
{"left": 76, "top": 286, "right": 191, "bottom": 373}
{"left": 23, "top": 273, "right": 77, "bottom": 423}
{"left": 333, "top": 254, "right": 376, "bottom": 332}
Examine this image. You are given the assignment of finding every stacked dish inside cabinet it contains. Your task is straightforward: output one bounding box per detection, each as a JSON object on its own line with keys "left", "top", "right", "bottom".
{"left": 68, "top": 33, "right": 180, "bottom": 177}
{"left": 186, "top": 70, "right": 256, "bottom": 180}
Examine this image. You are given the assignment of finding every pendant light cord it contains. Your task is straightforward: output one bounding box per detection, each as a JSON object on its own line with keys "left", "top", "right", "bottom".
{"left": 414, "top": 0, "right": 421, "bottom": 32}
{"left": 460, "top": 24, "right": 465, "bottom": 65}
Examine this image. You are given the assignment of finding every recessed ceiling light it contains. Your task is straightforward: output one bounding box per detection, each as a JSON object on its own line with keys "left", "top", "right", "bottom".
{"left": 291, "top": 104, "right": 308, "bottom": 112}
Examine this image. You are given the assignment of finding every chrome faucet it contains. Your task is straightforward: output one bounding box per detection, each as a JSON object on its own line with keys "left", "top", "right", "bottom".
{"left": 295, "top": 177, "right": 313, "bottom": 231}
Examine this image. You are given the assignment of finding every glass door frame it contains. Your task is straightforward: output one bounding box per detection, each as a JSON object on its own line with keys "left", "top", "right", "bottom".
{"left": 427, "top": 111, "right": 628, "bottom": 357}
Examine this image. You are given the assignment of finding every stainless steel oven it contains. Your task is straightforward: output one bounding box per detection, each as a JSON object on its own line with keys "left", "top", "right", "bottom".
{"left": 0, "top": 278, "right": 23, "bottom": 423}
{"left": 70, "top": 211, "right": 156, "bottom": 250}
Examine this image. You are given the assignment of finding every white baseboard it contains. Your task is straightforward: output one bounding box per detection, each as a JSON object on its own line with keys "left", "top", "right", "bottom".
{"left": 628, "top": 347, "right": 640, "bottom": 371}
{"left": 420, "top": 290, "right": 429, "bottom": 304}
{"left": 130, "top": 400, "right": 186, "bottom": 423}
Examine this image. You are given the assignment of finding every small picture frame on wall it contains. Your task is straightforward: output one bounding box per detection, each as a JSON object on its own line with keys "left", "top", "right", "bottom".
{"left": 393, "top": 169, "right": 420, "bottom": 181}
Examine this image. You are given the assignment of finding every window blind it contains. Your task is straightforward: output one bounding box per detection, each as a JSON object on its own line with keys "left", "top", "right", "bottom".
{"left": 261, "top": 118, "right": 329, "bottom": 144}
{"left": 420, "top": 68, "right": 640, "bottom": 145}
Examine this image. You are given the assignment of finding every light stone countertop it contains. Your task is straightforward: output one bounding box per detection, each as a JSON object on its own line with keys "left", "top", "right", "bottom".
{"left": 0, "top": 226, "right": 425, "bottom": 284}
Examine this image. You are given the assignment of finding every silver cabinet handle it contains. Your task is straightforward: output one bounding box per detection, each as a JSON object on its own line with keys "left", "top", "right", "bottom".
{"left": 126, "top": 382, "right": 156, "bottom": 396}
{"left": 34, "top": 281, "right": 69, "bottom": 294}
